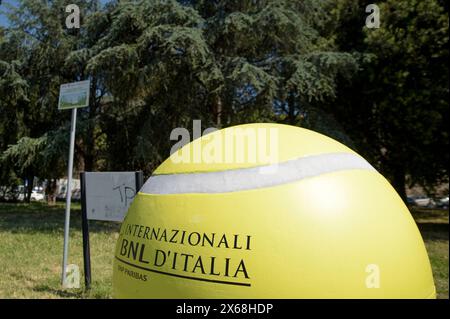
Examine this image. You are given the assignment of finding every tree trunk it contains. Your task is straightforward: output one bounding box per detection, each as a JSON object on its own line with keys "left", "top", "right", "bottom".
{"left": 84, "top": 149, "right": 94, "bottom": 172}
{"left": 391, "top": 166, "right": 407, "bottom": 203}
{"left": 84, "top": 78, "right": 97, "bottom": 171}
{"left": 213, "top": 94, "right": 222, "bottom": 127}
{"left": 25, "top": 175, "right": 34, "bottom": 203}
{"left": 46, "top": 178, "right": 57, "bottom": 206}
{"left": 287, "top": 93, "right": 296, "bottom": 125}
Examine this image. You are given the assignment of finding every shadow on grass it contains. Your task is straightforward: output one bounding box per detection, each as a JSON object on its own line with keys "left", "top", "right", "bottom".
{"left": 0, "top": 202, "right": 120, "bottom": 235}
{"left": 411, "top": 207, "right": 449, "bottom": 241}
{"left": 410, "top": 206, "right": 449, "bottom": 221}
{"left": 32, "top": 284, "right": 84, "bottom": 298}
{"left": 32, "top": 283, "right": 111, "bottom": 299}
{"left": 416, "top": 222, "right": 449, "bottom": 241}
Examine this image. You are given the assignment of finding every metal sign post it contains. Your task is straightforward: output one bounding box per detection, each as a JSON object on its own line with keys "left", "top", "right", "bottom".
{"left": 61, "top": 107, "right": 77, "bottom": 286}
{"left": 58, "top": 80, "right": 90, "bottom": 287}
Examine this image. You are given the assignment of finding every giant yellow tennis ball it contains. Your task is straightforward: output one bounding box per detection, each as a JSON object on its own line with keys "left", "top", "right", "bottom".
{"left": 113, "top": 123, "right": 435, "bottom": 298}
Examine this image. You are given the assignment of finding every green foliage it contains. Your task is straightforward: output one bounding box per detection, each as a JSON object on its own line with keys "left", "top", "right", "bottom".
{"left": 2, "top": 136, "right": 46, "bottom": 174}
{"left": 0, "top": 0, "right": 447, "bottom": 199}
{"left": 329, "top": 0, "right": 448, "bottom": 198}
{"left": 2, "top": 128, "right": 68, "bottom": 180}
{"left": 68, "top": 0, "right": 357, "bottom": 173}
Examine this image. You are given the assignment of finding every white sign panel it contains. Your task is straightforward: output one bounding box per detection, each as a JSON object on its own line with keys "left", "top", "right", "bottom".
{"left": 84, "top": 172, "right": 137, "bottom": 222}
{"left": 58, "top": 80, "right": 90, "bottom": 110}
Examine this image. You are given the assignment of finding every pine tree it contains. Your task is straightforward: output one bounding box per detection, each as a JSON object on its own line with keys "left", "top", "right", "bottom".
{"left": 70, "top": 0, "right": 357, "bottom": 172}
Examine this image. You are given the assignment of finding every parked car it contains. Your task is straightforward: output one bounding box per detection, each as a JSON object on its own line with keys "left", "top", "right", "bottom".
{"left": 406, "top": 196, "right": 416, "bottom": 205}
{"left": 0, "top": 185, "right": 22, "bottom": 202}
{"left": 56, "top": 188, "right": 81, "bottom": 201}
{"left": 30, "top": 190, "right": 45, "bottom": 201}
{"left": 16, "top": 185, "right": 25, "bottom": 201}
{"left": 71, "top": 189, "right": 81, "bottom": 201}
{"left": 407, "top": 195, "right": 435, "bottom": 208}
{"left": 437, "top": 196, "right": 449, "bottom": 209}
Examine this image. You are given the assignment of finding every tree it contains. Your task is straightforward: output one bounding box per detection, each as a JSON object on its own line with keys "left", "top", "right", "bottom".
{"left": 0, "top": 18, "right": 29, "bottom": 198}
{"left": 72, "top": 0, "right": 357, "bottom": 173}
{"left": 0, "top": 0, "right": 98, "bottom": 200}
{"left": 1, "top": 129, "right": 70, "bottom": 203}
{"left": 329, "top": 0, "right": 449, "bottom": 199}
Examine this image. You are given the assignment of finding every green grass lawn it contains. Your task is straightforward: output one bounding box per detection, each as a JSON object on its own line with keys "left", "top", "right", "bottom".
{"left": 411, "top": 207, "right": 449, "bottom": 299}
{"left": 0, "top": 202, "right": 118, "bottom": 298}
{"left": 0, "top": 202, "right": 448, "bottom": 298}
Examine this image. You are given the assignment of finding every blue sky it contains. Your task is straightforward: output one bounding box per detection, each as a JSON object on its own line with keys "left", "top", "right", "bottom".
{"left": 0, "top": 0, "right": 16, "bottom": 27}
{"left": 0, "top": 0, "right": 111, "bottom": 27}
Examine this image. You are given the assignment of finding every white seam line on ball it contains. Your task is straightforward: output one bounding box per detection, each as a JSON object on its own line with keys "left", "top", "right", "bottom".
{"left": 140, "top": 152, "right": 376, "bottom": 194}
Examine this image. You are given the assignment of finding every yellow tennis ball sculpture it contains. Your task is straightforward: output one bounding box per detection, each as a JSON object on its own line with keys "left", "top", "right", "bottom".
{"left": 113, "top": 123, "right": 435, "bottom": 298}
